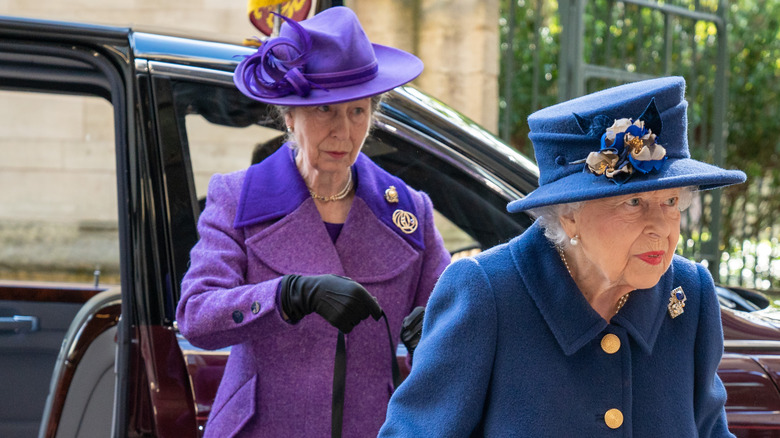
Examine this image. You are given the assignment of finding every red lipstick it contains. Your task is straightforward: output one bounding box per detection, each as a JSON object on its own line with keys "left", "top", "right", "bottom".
{"left": 326, "top": 151, "right": 348, "bottom": 159}
{"left": 637, "top": 251, "right": 665, "bottom": 265}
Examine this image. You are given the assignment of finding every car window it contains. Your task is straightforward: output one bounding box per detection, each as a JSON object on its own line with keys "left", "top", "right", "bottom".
{"left": 0, "top": 89, "right": 119, "bottom": 284}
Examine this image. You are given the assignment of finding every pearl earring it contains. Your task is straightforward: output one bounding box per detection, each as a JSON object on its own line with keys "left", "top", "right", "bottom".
{"left": 287, "top": 126, "right": 294, "bottom": 133}
{"left": 569, "top": 235, "right": 579, "bottom": 246}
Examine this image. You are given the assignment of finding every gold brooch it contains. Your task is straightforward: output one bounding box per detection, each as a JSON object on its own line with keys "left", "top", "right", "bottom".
{"left": 668, "top": 287, "right": 686, "bottom": 319}
{"left": 384, "top": 185, "right": 399, "bottom": 203}
{"left": 392, "top": 209, "right": 417, "bottom": 234}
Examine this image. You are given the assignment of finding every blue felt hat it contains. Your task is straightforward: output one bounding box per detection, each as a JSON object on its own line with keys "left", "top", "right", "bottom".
{"left": 507, "top": 76, "right": 746, "bottom": 213}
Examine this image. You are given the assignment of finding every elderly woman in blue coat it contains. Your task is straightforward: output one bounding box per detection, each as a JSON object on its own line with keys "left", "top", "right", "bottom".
{"left": 379, "top": 77, "right": 745, "bottom": 437}
{"left": 176, "top": 7, "right": 450, "bottom": 438}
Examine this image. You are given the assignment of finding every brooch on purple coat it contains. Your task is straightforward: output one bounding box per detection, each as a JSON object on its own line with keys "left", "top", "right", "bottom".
{"left": 385, "top": 186, "right": 399, "bottom": 203}
{"left": 393, "top": 210, "right": 418, "bottom": 234}
{"left": 385, "top": 185, "right": 418, "bottom": 234}
{"left": 668, "top": 286, "right": 686, "bottom": 319}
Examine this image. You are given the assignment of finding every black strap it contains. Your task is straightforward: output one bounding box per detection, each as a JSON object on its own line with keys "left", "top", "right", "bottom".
{"left": 330, "top": 313, "right": 400, "bottom": 438}
{"left": 332, "top": 331, "right": 346, "bottom": 438}
{"left": 383, "top": 313, "right": 402, "bottom": 389}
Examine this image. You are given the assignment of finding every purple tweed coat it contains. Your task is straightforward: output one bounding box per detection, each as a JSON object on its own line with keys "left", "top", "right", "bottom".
{"left": 177, "top": 146, "right": 450, "bottom": 437}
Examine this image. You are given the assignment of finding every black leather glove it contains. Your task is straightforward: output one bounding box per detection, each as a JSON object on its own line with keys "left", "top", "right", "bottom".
{"left": 280, "top": 274, "right": 382, "bottom": 333}
{"left": 400, "top": 306, "right": 425, "bottom": 360}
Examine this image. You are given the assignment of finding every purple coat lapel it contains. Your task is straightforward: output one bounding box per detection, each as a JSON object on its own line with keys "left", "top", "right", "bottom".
{"left": 233, "top": 146, "right": 309, "bottom": 227}
{"left": 352, "top": 153, "right": 424, "bottom": 250}
{"left": 244, "top": 200, "right": 345, "bottom": 276}
{"left": 336, "top": 198, "right": 419, "bottom": 282}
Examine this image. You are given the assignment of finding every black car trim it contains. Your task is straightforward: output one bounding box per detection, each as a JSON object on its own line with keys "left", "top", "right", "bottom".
{"left": 147, "top": 60, "right": 235, "bottom": 85}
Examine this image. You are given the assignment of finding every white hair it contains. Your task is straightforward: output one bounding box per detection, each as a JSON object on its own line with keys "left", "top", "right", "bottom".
{"left": 530, "top": 186, "right": 696, "bottom": 248}
{"left": 529, "top": 201, "right": 585, "bottom": 248}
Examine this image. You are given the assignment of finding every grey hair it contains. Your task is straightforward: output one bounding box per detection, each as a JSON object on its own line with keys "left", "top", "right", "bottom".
{"left": 530, "top": 186, "right": 697, "bottom": 248}
{"left": 274, "top": 93, "right": 385, "bottom": 148}
{"left": 529, "top": 201, "right": 585, "bottom": 248}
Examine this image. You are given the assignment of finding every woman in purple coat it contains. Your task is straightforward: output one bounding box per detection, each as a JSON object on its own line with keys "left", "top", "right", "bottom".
{"left": 176, "top": 7, "right": 450, "bottom": 438}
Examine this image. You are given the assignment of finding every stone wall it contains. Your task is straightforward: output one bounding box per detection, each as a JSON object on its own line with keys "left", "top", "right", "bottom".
{"left": 350, "top": 0, "right": 499, "bottom": 131}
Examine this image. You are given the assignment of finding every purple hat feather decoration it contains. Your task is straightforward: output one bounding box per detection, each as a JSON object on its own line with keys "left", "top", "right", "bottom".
{"left": 236, "top": 14, "right": 319, "bottom": 99}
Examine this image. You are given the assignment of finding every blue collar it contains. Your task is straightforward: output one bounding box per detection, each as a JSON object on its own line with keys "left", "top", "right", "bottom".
{"left": 513, "top": 223, "right": 669, "bottom": 355}
{"left": 234, "top": 145, "right": 424, "bottom": 250}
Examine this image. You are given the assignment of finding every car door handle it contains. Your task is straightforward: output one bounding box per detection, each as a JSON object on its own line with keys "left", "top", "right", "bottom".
{"left": 0, "top": 315, "right": 40, "bottom": 334}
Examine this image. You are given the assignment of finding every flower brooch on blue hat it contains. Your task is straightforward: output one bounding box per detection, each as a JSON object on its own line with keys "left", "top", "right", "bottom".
{"left": 574, "top": 99, "right": 667, "bottom": 185}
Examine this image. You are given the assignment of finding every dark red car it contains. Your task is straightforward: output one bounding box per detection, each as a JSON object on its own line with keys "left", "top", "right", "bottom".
{"left": 0, "top": 15, "right": 778, "bottom": 438}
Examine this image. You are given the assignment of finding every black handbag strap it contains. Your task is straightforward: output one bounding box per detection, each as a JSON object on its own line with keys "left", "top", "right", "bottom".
{"left": 382, "top": 313, "right": 402, "bottom": 388}
{"left": 331, "top": 331, "right": 346, "bottom": 438}
{"left": 331, "top": 312, "right": 401, "bottom": 438}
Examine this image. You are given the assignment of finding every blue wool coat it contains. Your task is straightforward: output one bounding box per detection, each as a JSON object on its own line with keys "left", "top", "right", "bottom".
{"left": 177, "top": 146, "right": 450, "bottom": 438}
{"left": 380, "top": 222, "right": 733, "bottom": 437}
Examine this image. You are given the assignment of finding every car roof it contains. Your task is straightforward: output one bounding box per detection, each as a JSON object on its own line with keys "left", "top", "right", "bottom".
{"left": 132, "top": 32, "right": 255, "bottom": 72}
{"left": 0, "top": 14, "right": 130, "bottom": 43}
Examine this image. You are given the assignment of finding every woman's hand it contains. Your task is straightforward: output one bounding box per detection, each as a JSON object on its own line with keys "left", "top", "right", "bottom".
{"left": 280, "top": 274, "right": 382, "bottom": 333}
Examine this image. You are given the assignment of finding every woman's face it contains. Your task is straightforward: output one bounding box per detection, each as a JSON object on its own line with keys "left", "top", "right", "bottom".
{"left": 564, "top": 188, "right": 683, "bottom": 291}
{"left": 285, "top": 98, "right": 372, "bottom": 174}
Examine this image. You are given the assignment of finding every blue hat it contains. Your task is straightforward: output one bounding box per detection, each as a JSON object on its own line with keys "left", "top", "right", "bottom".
{"left": 507, "top": 76, "right": 746, "bottom": 213}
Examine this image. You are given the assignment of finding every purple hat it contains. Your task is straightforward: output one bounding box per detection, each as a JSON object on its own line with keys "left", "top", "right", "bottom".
{"left": 234, "top": 6, "right": 423, "bottom": 106}
{"left": 507, "top": 76, "right": 746, "bottom": 213}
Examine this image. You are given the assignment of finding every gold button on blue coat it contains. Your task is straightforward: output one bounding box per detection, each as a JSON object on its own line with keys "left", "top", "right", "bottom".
{"left": 604, "top": 408, "right": 623, "bottom": 429}
{"left": 251, "top": 301, "right": 261, "bottom": 314}
{"left": 601, "top": 333, "right": 621, "bottom": 354}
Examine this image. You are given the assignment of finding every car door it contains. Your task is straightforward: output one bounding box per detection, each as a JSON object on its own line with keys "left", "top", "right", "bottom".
{"left": 0, "top": 20, "right": 130, "bottom": 437}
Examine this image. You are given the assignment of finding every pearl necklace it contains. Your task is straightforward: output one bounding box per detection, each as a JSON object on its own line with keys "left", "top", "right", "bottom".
{"left": 308, "top": 171, "right": 353, "bottom": 202}
{"left": 557, "top": 246, "right": 630, "bottom": 314}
